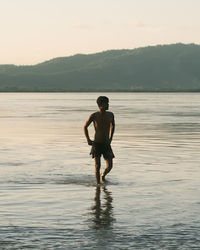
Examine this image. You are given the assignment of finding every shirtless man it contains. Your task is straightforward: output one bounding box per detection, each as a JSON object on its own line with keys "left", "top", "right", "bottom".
{"left": 84, "top": 96, "right": 115, "bottom": 184}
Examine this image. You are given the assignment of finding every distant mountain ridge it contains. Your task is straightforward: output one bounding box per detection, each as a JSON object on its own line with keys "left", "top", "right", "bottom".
{"left": 1, "top": 43, "right": 200, "bottom": 92}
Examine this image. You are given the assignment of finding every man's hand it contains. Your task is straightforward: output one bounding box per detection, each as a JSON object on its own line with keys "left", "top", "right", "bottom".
{"left": 84, "top": 114, "right": 94, "bottom": 146}
{"left": 87, "top": 139, "right": 93, "bottom": 146}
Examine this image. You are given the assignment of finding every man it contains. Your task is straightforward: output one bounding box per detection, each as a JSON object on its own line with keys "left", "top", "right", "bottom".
{"left": 84, "top": 96, "right": 115, "bottom": 184}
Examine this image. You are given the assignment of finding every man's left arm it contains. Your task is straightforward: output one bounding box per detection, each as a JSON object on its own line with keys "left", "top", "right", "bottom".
{"left": 109, "top": 113, "right": 115, "bottom": 144}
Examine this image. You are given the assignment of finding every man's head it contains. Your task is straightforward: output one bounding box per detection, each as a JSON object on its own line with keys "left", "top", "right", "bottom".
{"left": 96, "top": 96, "right": 109, "bottom": 111}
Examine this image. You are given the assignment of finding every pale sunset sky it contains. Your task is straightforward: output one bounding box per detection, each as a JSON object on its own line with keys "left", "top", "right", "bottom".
{"left": 1, "top": 0, "right": 200, "bottom": 65}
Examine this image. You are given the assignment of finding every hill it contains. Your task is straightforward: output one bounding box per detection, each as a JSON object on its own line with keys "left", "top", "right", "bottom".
{"left": 0, "top": 43, "right": 200, "bottom": 92}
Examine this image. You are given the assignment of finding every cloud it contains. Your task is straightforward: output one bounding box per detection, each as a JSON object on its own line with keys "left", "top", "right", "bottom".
{"left": 72, "top": 22, "right": 94, "bottom": 30}
{"left": 70, "top": 19, "right": 146, "bottom": 33}
{"left": 127, "top": 20, "right": 145, "bottom": 28}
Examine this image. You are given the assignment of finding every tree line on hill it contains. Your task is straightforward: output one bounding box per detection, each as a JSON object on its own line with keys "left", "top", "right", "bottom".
{"left": 0, "top": 43, "right": 200, "bottom": 92}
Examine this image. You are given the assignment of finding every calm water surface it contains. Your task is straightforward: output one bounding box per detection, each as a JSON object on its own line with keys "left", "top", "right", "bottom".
{"left": 0, "top": 93, "right": 200, "bottom": 249}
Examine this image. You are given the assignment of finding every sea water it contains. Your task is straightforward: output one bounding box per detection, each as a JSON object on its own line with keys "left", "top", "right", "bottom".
{"left": 0, "top": 92, "right": 200, "bottom": 249}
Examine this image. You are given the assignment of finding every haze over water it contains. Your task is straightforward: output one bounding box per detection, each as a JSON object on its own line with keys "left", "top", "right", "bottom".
{"left": 0, "top": 93, "right": 200, "bottom": 249}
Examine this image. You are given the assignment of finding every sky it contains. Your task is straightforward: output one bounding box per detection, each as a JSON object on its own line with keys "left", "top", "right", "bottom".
{"left": 1, "top": 0, "right": 200, "bottom": 65}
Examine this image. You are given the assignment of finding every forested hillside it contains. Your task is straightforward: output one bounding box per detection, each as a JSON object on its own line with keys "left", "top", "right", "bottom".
{"left": 0, "top": 43, "right": 200, "bottom": 91}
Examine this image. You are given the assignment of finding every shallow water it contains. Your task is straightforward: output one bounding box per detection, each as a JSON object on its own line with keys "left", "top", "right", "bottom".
{"left": 0, "top": 92, "right": 200, "bottom": 249}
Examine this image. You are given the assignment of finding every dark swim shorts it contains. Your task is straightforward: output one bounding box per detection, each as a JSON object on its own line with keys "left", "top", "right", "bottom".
{"left": 90, "top": 142, "right": 115, "bottom": 160}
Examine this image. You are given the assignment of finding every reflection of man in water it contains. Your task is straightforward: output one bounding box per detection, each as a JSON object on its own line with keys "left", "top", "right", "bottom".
{"left": 84, "top": 96, "right": 115, "bottom": 184}
{"left": 91, "top": 186, "right": 115, "bottom": 229}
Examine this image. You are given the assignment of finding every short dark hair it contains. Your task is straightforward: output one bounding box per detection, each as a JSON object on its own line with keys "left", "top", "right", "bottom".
{"left": 96, "top": 96, "right": 109, "bottom": 107}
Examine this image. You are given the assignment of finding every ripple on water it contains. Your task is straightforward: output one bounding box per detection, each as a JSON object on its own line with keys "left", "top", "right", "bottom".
{"left": 1, "top": 93, "right": 200, "bottom": 249}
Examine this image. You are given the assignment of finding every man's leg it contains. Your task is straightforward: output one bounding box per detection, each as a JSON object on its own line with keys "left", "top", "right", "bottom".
{"left": 101, "top": 158, "right": 113, "bottom": 181}
{"left": 95, "top": 157, "right": 101, "bottom": 184}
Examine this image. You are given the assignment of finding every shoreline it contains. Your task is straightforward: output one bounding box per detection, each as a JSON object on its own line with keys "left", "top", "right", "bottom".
{"left": 1, "top": 90, "right": 200, "bottom": 93}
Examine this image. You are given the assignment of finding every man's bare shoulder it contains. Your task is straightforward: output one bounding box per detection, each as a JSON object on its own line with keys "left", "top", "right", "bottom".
{"left": 106, "top": 111, "right": 114, "bottom": 117}
{"left": 92, "top": 112, "right": 99, "bottom": 116}
{"left": 89, "top": 112, "right": 98, "bottom": 120}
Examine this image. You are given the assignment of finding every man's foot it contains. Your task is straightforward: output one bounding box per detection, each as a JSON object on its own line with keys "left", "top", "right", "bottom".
{"left": 100, "top": 174, "right": 106, "bottom": 182}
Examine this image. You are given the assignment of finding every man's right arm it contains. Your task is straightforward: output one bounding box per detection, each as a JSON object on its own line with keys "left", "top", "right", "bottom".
{"left": 83, "top": 113, "right": 94, "bottom": 145}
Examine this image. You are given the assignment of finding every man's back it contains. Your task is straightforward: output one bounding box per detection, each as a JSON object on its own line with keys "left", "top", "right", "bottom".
{"left": 91, "top": 111, "right": 114, "bottom": 144}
